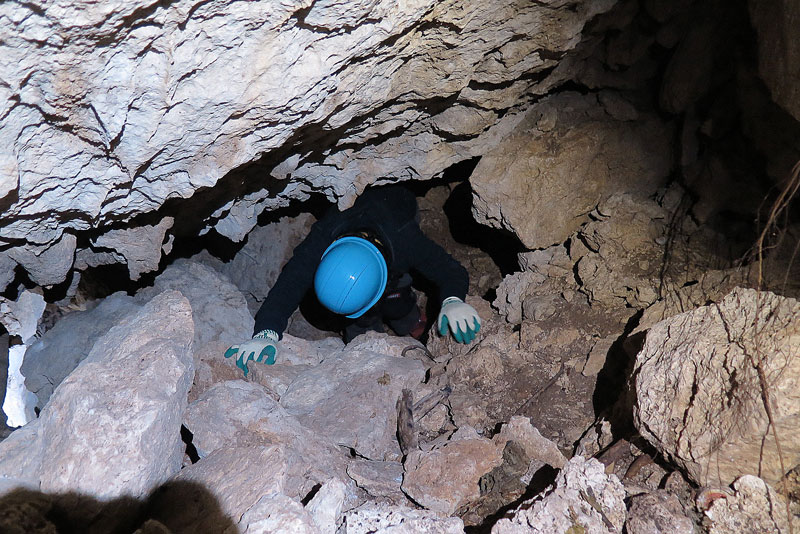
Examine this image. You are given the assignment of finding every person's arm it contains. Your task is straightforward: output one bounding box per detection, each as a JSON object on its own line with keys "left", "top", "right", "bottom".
{"left": 252, "top": 218, "right": 333, "bottom": 338}
{"left": 404, "top": 226, "right": 481, "bottom": 344}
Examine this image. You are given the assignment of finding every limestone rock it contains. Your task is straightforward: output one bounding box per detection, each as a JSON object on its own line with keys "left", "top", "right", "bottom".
{"left": 199, "top": 213, "right": 315, "bottom": 313}
{"left": 749, "top": 0, "right": 800, "bottom": 121}
{"left": 0, "top": 420, "right": 43, "bottom": 489}
{"left": 306, "top": 478, "right": 347, "bottom": 534}
{"left": 705, "top": 475, "right": 798, "bottom": 534}
{"left": 38, "top": 290, "right": 194, "bottom": 499}
{"left": 184, "top": 380, "right": 350, "bottom": 498}
{"left": 402, "top": 427, "right": 504, "bottom": 516}
{"left": 346, "top": 459, "right": 405, "bottom": 500}
{"left": 633, "top": 287, "right": 800, "bottom": 488}
{"left": 491, "top": 456, "right": 626, "bottom": 534}
{"left": 279, "top": 335, "right": 427, "bottom": 460}
{"left": 135, "top": 259, "right": 254, "bottom": 347}
{"left": 0, "top": 0, "right": 615, "bottom": 294}
{"left": 151, "top": 445, "right": 287, "bottom": 533}
{"left": 21, "top": 292, "right": 142, "bottom": 411}
{"left": 240, "top": 493, "right": 320, "bottom": 534}
{"left": 471, "top": 92, "right": 672, "bottom": 249}
{"left": 6, "top": 234, "right": 76, "bottom": 288}
{"left": 625, "top": 490, "right": 695, "bottom": 534}
{"left": 91, "top": 217, "right": 174, "bottom": 280}
{"left": 342, "top": 504, "right": 465, "bottom": 534}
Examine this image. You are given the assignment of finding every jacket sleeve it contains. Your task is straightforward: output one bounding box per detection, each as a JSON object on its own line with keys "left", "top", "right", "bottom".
{"left": 252, "top": 218, "right": 334, "bottom": 337}
{"left": 403, "top": 225, "right": 469, "bottom": 303}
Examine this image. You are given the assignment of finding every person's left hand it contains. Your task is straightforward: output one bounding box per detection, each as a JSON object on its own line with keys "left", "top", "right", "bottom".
{"left": 437, "top": 296, "right": 481, "bottom": 344}
{"left": 224, "top": 330, "right": 279, "bottom": 376}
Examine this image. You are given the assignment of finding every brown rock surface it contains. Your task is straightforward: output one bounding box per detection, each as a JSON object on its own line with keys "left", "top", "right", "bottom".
{"left": 633, "top": 287, "right": 800, "bottom": 488}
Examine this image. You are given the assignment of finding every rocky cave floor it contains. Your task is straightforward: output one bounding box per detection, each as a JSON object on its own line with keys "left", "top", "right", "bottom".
{"left": 0, "top": 180, "right": 799, "bottom": 534}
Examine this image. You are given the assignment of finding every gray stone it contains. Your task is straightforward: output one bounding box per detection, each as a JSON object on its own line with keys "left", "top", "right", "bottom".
{"left": 198, "top": 213, "right": 315, "bottom": 314}
{"left": 153, "top": 445, "right": 287, "bottom": 533}
{"left": 7, "top": 234, "right": 76, "bottom": 288}
{"left": 306, "top": 478, "right": 347, "bottom": 534}
{"left": 625, "top": 490, "right": 695, "bottom": 534}
{"left": 92, "top": 217, "right": 174, "bottom": 280}
{"left": 37, "top": 291, "right": 194, "bottom": 499}
{"left": 240, "top": 493, "right": 320, "bottom": 534}
{"left": 346, "top": 459, "right": 404, "bottom": 500}
{"left": 184, "top": 379, "right": 351, "bottom": 499}
{"left": 491, "top": 456, "right": 626, "bottom": 534}
{"left": 633, "top": 287, "right": 800, "bottom": 488}
{"left": 279, "top": 335, "right": 427, "bottom": 460}
{"left": 0, "top": 419, "right": 43, "bottom": 490}
{"left": 22, "top": 292, "right": 142, "bottom": 411}
{"left": 705, "top": 475, "right": 798, "bottom": 534}
{"left": 402, "top": 427, "right": 504, "bottom": 516}
{"left": 342, "top": 504, "right": 465, "bottom": 534}
{"left": 136, "top": 259, "right": 254, "bottom": 348}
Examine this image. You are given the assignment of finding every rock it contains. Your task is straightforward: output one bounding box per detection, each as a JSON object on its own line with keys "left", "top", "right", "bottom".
{"left": 633, "top": 287, "right": 800, "bottom": 488}
{"left": 491, "top": 456, "right": 626, "bottom": 534}
{"left": 749, "top": 0, "right": 800, "bottom": 121}
{"left": 342, "top": 503, "right": 465, "bottom": 534}
{"left": 429, "top": 301, "right": 606, "bottom": 450}
{"left": 240, "top": 493, "right": 320, "bottom": 534}
{"left": 704, "top": 475, "right": 798, "bottom": 534}
{"left": 470, "top": 92, "right": 672, "bottom": 250}
{"left": 625, "top": 490, "right": 695, "bottom": 534}
{"left": 149, "top": 445, "right": 287, "bottom": 533}
{"left": 346, "top": 459, "right": 405, "bottom": 500}
{"left": 183, "top": 380, "right": 351, "bottom": 498}
{"left": 306, "top": 478, "right": 347, "bottom": 534}
{"left": 7, "top": 234, "right": 77, "bottom": 288}
{"left": 135, "top": 259, "right": 254, "bottom": 347}
{"left": 492, "top": 416, "right": 566, "bottom": 470}
{"left": 0, "top": 0, "right": 615, "bottom": 294}
{"left": 91, "top": 218, "right": 174, "bottom": 280}
{"left": 402, "top": 427, "right": 504, "bottom": 516}
{"left": 0, "top": 420, "right": 43, "bottom": 489}
{"left": 22, "top": 292, "right": 142, "bottom": 411}
{"left": 279, "top": 335, "right": 427, "bottom": 460}
{"left": 37, "top": 290, "right": 194, "bottom": 499}
{"left": 198, "top": 213, "right": 315, "bottom": 313}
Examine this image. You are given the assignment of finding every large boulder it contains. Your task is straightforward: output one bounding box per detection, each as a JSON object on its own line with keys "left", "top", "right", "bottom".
{"left": 279, "top": 334, "right": 427, "bottom": 460}
{"left": 633, "top": 287, "right": 800, "bottom": 488}
{"left": 0, "top": 290, "right": 195, "bottom": 503}
{"left": 21, "top": 292, "right": 142, "bottom": 411}
{"left": 470, "top": 92, "right": 673, "bottom": 250}
{"left": 38, "top": 290, "right": 194, "bottom": 498}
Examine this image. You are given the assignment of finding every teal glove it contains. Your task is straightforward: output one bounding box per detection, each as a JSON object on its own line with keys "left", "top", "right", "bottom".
{"left": 224, "top": 329, "right": 279, "bottom": 377}
{"left": 437, "top": 297, "right": 481, "bottom": 344}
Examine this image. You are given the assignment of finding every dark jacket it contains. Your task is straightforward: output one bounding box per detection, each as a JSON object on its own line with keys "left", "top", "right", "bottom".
{"left": 253, "top": 185, "right": 469, "bottom": 337}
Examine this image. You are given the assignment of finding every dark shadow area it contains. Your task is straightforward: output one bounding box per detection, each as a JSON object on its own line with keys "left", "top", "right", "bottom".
{"left": 0, "top": 481, "right": 236, "bottom": 534}
{"left": 591, "top": 310, "right": 645, "bottom": 441}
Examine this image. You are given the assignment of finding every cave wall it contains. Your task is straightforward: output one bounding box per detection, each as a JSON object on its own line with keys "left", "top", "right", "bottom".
{"left": 1, "top": 0, "right": 799, "bottom": 300}
{"left": 0, "top": 0, "right": 617, "bottom": 294}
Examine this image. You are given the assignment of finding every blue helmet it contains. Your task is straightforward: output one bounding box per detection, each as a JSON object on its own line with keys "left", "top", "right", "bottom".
{"left": 314, "top": 236, "right": 388, "bottom": 318}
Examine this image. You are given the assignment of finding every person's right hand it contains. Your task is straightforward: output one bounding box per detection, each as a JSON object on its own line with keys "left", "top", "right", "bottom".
{"left": 224, "top": 330, "right": 279, "bottom": 377}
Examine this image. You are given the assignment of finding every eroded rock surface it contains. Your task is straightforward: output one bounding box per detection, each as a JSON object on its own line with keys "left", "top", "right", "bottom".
{"left": 0, "top": 0, "right": 617, "bottom": 294}
{"left": 470, "top": 91, "right": 673, "bottom": 250}
{"left": 633, "top": 287, "right": 800, "bottom": 488}
{"left": 491, "top": 456, "right": 626, "bottom": 534}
